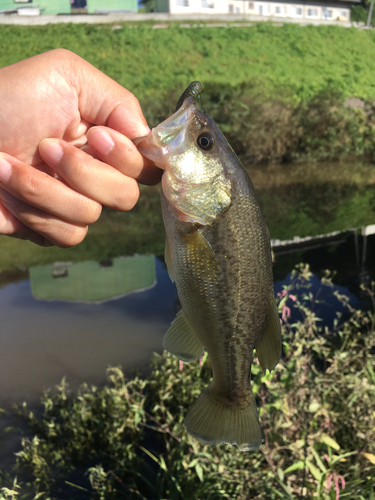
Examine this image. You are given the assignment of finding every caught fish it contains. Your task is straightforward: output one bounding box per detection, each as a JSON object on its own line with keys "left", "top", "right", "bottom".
{"left": 135, "top": 83, "right": 282, "bottom": 451}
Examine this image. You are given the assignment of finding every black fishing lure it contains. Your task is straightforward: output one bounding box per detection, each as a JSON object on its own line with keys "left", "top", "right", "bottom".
{"left": 175, "top": 81, "right": 203, "bottom": 111}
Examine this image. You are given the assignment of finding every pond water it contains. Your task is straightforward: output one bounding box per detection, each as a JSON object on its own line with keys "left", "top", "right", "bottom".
{"left": 0, "top": 256, "right": 177, "bottom": 406}
{"left": 0, "top": 160, "right": 374, "bottom": 408}
{"left": 0, "top": 231, "right": 373, "bottom": 410}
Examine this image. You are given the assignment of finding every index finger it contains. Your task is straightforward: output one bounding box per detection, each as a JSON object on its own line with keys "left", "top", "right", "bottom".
{"left": 87, "top": 126, "right": 162, "bottom": 186}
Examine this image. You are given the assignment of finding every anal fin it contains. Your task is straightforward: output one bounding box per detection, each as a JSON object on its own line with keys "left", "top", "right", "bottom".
{"left": 163, "top": 309, "right": 204, "bottom": 363}
{"left": 255, "top": 295, "right": 282, "bottom": 372}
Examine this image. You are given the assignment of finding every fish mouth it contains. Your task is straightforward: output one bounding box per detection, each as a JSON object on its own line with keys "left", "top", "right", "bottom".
{"left": 134, "top": 97, "right": 199, "bottom": 167}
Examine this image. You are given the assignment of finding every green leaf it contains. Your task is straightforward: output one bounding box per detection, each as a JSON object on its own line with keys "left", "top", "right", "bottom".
{"left": 275, "top": 477, "right": 294, "bottom": 498}
{"left": 320, "top": 433, "right": 340, "bottom": 451}
{"left": 284, "top": 461, "right": 305, "bottom": 474}
{"left": 308, "top": 401, "right": 320, "bottom": 413}
{"left": 330, "top": 450, "right": 357, "bottom": 466}
{"left": 270, "top": 487, "right": 294, "bottom": 500}
{"left": 369, "top": 486, "right": 374, "bottom": 500}
{"left": 188, "top": 458, "right": 199, "bottom": 468}
{"left": 195, "top": 463, "right": 204, "bottom": 482}
{"left": 311, "top": 447, "right": 327, "bottom": 473}
{"left": 306, "top": 460, "right": 323, "bottom": 481}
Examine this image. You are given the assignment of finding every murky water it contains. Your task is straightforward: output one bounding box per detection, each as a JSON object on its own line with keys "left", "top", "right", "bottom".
{"left": 0, "top": 256, "right": 177, "bottom": 406}
{"left": 0, "top": 231, "right": 373, "bottom": 409}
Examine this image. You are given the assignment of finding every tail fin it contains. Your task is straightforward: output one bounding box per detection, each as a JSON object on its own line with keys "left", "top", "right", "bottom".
{"left": 184, "top": 385, "right": 261, "bottom": 451}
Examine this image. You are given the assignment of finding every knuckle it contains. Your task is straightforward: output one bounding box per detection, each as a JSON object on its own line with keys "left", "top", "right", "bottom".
{"left": 16, "top": 169, "right": 39, "bottom": 202}
{"left": 85, "top": 202, "right": 102, "bottom": 225}
{"left": 68, "top": 157, "right": 87, "bottom": 184}
{"left": 126, "top": 91, "right": 140, "bottom": 108}
{"left": 74, "top": 198, "right": 102, "bottom": 225}
{"left": 55, "top": 226, "right": 88, "bottom": 248}
{"left": 21, "top": 211, "right": 89, "bottom": 249}
{"left": 112, "top": 182, "right": 140, "bottom": 212}
{"left": 50, "top": 48, "right": 71, "bottom": 58}
{"left": 24, "top": 212, "right": 50, "bottom": 237}
{"left": 48, "top": 48, "right": 77, "bottom": 63}
{"left": 28, "top": 172, "right": 40, "bottom": 198}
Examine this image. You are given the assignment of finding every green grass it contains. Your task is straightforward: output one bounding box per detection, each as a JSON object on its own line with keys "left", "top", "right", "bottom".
{"left": 1, "top": 23, "right": 375, "bottom": 103}
{"left": 4, "top": 24, "right": 374, "bottom": 166}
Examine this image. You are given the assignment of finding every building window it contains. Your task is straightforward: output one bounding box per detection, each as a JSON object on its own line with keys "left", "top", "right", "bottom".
{"left": 275, "top": 5, "right": 287, "bottom": 15}
{"left": 229, "top": 4, "right": 234, "bottom": 12}
{"left": 177, "top": 0, "right": 189, "bottom": 6}
{"left": 248, "top": 2, "right": 254, "bottom": 8}
{"left": 202, "top": 0, "right": 214, "bottom": 7}
{"left": 339, "top": 10, "right": 347, "bottom": 18}
{"left": 307, "top": 7, "right": 318, "bottom": 17}
{"left": 235, "top": 6, "right": 240, "bottom": 12}
{"left": 290, "top": 6, "right": 302, "bottom": 16}
{"left": 322, "top": 8, "right": 332, "bottom": 18}
{"left": 258, "top": 3, "right": 270, "bottom": 15}
{"left": 70, "top": 0, "right": 87, "bottom": 6}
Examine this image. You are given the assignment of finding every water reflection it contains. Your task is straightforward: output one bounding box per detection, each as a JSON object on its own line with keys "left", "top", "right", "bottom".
{"left": 272, "top": 224, "right": 374, "bottom": 328}
{"left": 250, "top": 162, "right": 375, "bottom": 242}
{"left": 0, "top": 256, "right": 177, "bottom": 406}
{"left": 29, "top": 254, "right": 156, "bottom": 303}
{"left": 274, "top": 272, "right": 361, "bottom": 330}
{"left": 273, "top": 225, "right": 375, "bottom": 286}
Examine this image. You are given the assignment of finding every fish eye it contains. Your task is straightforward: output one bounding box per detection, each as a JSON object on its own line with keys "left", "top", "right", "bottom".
{"left": 196, "top": 132, "right": 215, "bottom": 151}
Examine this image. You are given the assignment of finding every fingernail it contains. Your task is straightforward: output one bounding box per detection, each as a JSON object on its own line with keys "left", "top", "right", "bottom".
{"left": 88, "top": 128, "right": 115, "bottom": 155}
{"left": 0, "top": 187, "right": 20, "bottom": 208}
{"left": 0, "top": 156, "right": 12, "bottom": 183}
{"left": 39, "top": 139, "right": 64, "bottom": 166}
{"left": 136, "top": 124, "right": 151, "bottom": 137}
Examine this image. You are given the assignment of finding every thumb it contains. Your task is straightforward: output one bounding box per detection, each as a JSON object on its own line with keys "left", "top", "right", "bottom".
{"left": 64, "top": 50, "right": 150, "bottom": 139}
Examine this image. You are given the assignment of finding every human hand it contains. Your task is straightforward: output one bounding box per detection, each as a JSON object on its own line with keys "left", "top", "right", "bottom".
{"left": 0, "top": 49, "right": 160, "bottom": 247}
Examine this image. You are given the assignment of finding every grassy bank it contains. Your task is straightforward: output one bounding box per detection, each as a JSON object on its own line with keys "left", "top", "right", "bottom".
{"left": 1, "top": 23, "right": 375, "bottom": 164}
{"left": 1, "top": 23, "right": 375, "bottom": 102}
{"left": 0, "top": 268, "right": 374, "bottom": 499}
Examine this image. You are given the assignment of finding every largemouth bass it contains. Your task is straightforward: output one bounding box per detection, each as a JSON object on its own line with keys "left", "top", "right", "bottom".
{"left": 135, "top": 83, "right": 282, "bottom": 451}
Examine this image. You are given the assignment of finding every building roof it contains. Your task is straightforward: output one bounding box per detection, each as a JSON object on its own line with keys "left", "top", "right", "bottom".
{"left": 29, "top": 255, "right": 156, "bottom": 303}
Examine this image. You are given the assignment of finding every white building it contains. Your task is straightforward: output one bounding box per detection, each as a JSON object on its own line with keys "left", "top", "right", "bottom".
{"left": 154, "top": 0, "right": 356, "bottom": 22}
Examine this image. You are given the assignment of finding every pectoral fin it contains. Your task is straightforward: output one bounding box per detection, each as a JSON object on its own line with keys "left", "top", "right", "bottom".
{"left": 255, "top": 295, "right": 282, "bottom": 372}
{"left": 181, "top": 228, "right": 220, "bottom": 280}
{"left": 163, "top": 309, "right": 204, "bottom": 363}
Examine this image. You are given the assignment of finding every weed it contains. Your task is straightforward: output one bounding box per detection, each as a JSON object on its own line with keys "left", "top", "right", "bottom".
{"left": 1, "top": 267, "right": 374, "bottom": 499}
